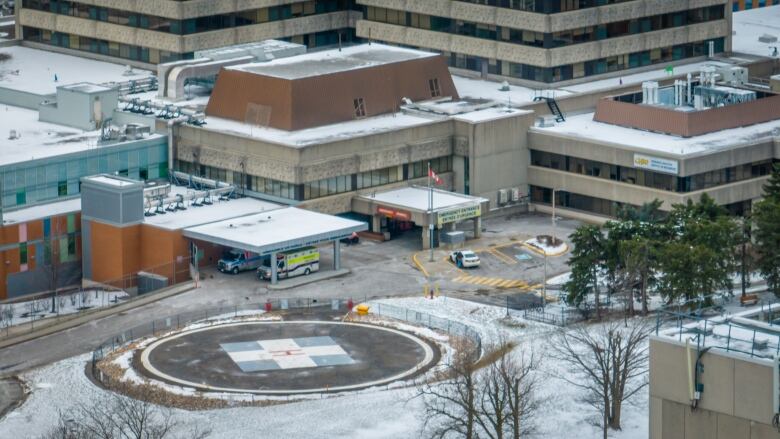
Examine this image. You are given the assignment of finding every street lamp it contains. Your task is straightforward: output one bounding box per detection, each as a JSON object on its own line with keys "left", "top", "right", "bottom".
{"left": 551, "top": 188, "right": 558, "bottom": 246}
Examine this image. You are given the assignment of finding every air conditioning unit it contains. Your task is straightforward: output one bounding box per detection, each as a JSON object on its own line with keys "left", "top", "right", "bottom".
{"left": 511, "top": 188, "right": 520, "bottom": 202}
{"left": 498, "top": 189, "right": 508, "bottom": 205}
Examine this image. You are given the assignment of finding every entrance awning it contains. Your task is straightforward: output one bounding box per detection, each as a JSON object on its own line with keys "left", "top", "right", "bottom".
{"left": 183, "top": 207, "right": 367, "bottom": 256}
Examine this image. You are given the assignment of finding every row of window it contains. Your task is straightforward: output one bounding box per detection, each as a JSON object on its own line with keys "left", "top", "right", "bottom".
{"left": 23, "top": 26, "right": 355, "bottom": 64}
{"left": 531, "top": 185, "right": 754, "bottom": 218}
{"left": 23, "top": 0, "right": 355, "bottom": 35}
{"left": 530, "top": 150, "right": 777, "bottom": 193}
{"left": 366, "top": 5, "right": 723, "bottom": 49}
{"left": 19, "top": 233, "right": 79, "bottom": 266}
{"left": 1, "top": 145, "right": 167, "bottom": 209}
{"left": 457, "top": 0, "right": 637, "bottom": 13}
{"left": 443, "top": 38, "right": 725, "bottom": 82}
{"left": 175, "top": 156, "right": 453, "bottom": 202}
{"left": 23, "top": 27, "right": 193, "bottom": 63}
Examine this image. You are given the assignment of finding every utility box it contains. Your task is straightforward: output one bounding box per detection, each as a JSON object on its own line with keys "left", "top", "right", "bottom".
{"left": 771, "top": 75, "right": 780, "bottom": 93}
{"left": 38, "top": 83, "right": 119, "bottom": 130}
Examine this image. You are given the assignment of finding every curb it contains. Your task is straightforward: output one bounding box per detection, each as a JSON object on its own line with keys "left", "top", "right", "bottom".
{"left": 522, "top": 241, "right": 569, "bottom": 257}
{"left": 411, "top": 252, "right": 430, "bottom": 278}
{"left": 0, "top": 282, "right": 196, "bottom": 350}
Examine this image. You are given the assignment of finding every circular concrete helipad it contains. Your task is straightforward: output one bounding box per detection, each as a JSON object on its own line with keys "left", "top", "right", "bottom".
{"left": 139, "top": 321, "right": 437, "bottom": 395}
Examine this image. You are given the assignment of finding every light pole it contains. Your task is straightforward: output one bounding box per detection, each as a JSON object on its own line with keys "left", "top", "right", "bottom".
{"left": 542, "top": 251, "right": 547, "bottom": 308}
{"left": 551, "top": 188, "right": 558, "bottom": 246}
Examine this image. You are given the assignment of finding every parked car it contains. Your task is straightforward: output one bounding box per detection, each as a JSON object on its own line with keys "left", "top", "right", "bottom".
{"left": 218, "top": 249, "right": 263, "bottom": 274}
{"left": 340, "top": 232, "right": 360, "bottom": 246}
{"left": 450, "top": 250, "right": 480, "bottom": 268}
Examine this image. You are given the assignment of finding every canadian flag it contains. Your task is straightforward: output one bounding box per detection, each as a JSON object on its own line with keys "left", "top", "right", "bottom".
{"left": 429, "top": 168, "right": 442, "bottom": 185}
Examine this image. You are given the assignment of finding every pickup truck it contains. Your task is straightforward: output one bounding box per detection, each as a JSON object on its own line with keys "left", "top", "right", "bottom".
{"left": 218, "top": 249, "right": 263, "bottom": 274}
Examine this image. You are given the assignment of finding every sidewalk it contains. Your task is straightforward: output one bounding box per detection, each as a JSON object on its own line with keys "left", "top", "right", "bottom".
{"left": 0, "top": 282, "right": 195, "bottom": 350}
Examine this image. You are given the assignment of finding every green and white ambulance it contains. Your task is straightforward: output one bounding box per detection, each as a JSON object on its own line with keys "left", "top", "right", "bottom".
{"left": 257, "top": 246, "right": 320, "bottom": 280}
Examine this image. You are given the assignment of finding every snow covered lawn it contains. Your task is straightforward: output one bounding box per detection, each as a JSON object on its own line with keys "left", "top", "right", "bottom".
{"left": 0, "top": 296, "right": 651, "bottom": 438}
{"left": 0, "top": 289, "right": 128, "bottom": 329}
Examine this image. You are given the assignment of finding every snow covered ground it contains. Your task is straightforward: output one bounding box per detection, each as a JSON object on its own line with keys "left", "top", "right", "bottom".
{"left": 0, "top": 289, "right": 128, "bottom": 328}
{"left": 0, "top": 296, "right": 651, "bottom": 438}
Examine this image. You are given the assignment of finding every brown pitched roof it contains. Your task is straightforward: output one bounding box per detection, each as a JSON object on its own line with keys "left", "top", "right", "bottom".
{"left": 205, "top": 45, "right": 458, "bottom": 131}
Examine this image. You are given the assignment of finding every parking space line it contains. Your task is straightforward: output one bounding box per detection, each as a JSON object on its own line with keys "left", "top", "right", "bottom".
{"left": 486, "top": 248, "right": 518, "bottom": 265}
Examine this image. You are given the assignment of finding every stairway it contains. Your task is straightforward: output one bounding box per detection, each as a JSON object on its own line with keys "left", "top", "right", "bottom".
{"left": 533, "top": 96, "right": 566, "bottom": 122}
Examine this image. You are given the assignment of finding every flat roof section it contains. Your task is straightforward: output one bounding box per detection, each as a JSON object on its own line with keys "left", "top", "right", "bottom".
{"left": 182, "top": 207, "right": 367, "bottom": 255}
{"left": 732, "top": 5, "right": 780, "bottom": 58}
{"left": 530, "top": 112, "right": 780, "bottom": 157}
{"left": 144, "top": 194, "right": 280, "bottom": 231}
{"left": 228, "top": 44, "right": 436, "bottom": 80}
{"left": 0, "top": 46, "right": 153, "bottom": 95}
{"left": 1, "top": 197, "right": 81, "bottom": 225}
{"left": 0, "top": 104, "right": 165, "bottom": 167}
{"left": 360, "top": 186, "right": 488, "bottom": 213}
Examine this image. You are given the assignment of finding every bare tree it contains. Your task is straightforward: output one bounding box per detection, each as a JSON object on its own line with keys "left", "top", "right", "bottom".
{"left": 550, "top": 319, "right": 650, "bottom": 439}
{"left": 418, "top": 341, "right": 480, "bottom": 439}
{"left": 40, "top": 392, "right": 210, "bottom": 439}
{"left": 418, "top": 341, "right": 539, "bottom": 439}
{"left": 475, "top": 349, "right": 539, "bottom": 439}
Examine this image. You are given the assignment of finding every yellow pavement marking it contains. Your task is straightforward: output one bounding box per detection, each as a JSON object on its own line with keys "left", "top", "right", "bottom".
{"left": 454, "top": 275, "right": 533, "bottom": 289}
{"left": 486, "top": 247, "right": 518, "bottom": 265}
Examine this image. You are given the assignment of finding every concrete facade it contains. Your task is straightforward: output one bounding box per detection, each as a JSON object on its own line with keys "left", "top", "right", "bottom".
{"left": 16, "top": 1, "right": 360, "bottom": 66}
{"left": 649, "top": 336, "right": 780, "bottom": 439}
{"left": 355, "top": 0, "right": 732, "bottom": 84}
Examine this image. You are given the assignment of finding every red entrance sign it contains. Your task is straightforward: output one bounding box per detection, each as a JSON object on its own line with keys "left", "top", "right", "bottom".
{"left": 377, "top": 206, "right": 411, "bottom": 221}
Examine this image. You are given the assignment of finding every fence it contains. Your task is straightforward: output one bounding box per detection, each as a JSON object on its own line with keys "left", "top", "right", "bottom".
{"left": 0, "top": 257, "right": 196, "bottom": 339}
{"left": 654, "top": 299, "right": 780, "bottom": 360}
{"left": 91, "top": 299, "right": 483, "bottom": 381}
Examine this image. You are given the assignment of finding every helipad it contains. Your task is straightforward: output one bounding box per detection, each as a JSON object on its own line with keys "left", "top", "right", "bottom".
{"left": 139, "top": 320, "right": 438, "bottom": 395}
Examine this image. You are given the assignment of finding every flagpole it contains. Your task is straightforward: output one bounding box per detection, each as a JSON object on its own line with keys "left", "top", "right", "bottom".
{"left": 428, "top": 161, "right": 434, "bottom": 262}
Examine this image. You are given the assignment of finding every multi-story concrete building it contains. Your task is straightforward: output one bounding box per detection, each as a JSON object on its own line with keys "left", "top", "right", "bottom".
{"left": 355, "top": 0, "right": 733, "bottom": 84}
{"left": 650, "top": 306, "right": 780, "bottom": 438}
{"left": 15, "top": 0, "right": 737, "bottom": 84}
{"left": 527, "top": 68, "right": 780, "bottom": 220}
{"left": 15, "top": 0, "right": 360, "bottom": 66}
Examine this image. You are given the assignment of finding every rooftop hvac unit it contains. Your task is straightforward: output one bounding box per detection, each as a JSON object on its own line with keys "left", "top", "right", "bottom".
{"left": 498, "top": 189, "right": 509, "bottom": 205}
{"left": 511, "top": 188, "right": 520, "bottom": 202}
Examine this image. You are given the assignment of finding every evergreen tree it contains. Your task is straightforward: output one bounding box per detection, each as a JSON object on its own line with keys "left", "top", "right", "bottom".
{"left": 564, "top": 225, "right": 605, "bottom": 319}
{"left": 753, "top": 163, "right": 780, "bottom": 296}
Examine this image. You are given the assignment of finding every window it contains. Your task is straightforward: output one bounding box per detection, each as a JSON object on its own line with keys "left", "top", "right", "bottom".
{"left": 19, "top": 244, "right": 27, "bottom": 265}
{"left": 353, "top": 98, "right": 366, "bottom": 118}
{"left": 58, "top": 181, "right": 68, "bottom": 196}
{"left": 429, "top": 78, "right": 441, "bottom": 97}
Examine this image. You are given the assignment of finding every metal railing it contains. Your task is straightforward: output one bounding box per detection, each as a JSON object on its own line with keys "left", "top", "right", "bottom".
{"left": 91, "top": 299, "right": 483, "bottom": 382}
{"left": 654, "top": 299, "right": 780, "bottom": 360}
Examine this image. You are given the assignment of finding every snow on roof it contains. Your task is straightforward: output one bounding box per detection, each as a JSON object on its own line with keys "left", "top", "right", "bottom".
{"left": 61, "top": 82, "right": 114, "bottom": 94}
{"left": 452, "top": 106, "right": 531, "bottom": 123}
{"left": 657, "top": 304, "right": 780, "bottom": 362}
{"left": 183, "top": 207, "right": 367, "bottom": 254}
{"left": 0, "top": 104, "right": 163, "bottom": 167}
{"left": 732, "top": 5, "right": 780, "bottom": 58}
{"left": 452, "top": 75, "right": 570, "bottom": 105}
{"left": 227, "top": 43, "right": 437, "bottom": 80}
{"left": 85, "top": 175, "right": 139, "bottom": 187}
{"left": 144, "top": 195, "right": 281, "bottom": 231}
{"left": 362, "top": 186, "right": 487, "bottom": 212}
{"left": 2, "top": 197, "right": 81, "bottom": 225}
{"left": 202, "top": 112, "right": 438, "bottom": 147}
{"left": 0, "top": 46, "right": 153, "bottom": 95}
{"left": 558, "top": 60, "right": 734, "bottom": 94}
{"left": 530, "top": 111, "right": 780, "bottom": 157}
